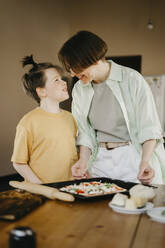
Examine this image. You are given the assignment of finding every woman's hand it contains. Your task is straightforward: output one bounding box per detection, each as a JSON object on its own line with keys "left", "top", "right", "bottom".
{"left": 71, "top": 159, "right": 89, "bottom": 179}
{"left": 138, "top": 139, "right": 156, "bottom": 184}
{"left": 72, "top": 145, "right": 91, "bottom": 179}
{"left": 137, "top": 161, "right": 155, "bottom": 184}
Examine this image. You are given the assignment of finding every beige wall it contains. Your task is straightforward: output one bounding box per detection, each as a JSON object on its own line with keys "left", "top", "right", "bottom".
{"left": 69, "top": 0, "right": 165, "bottom": 75}
{"left": 0, "top": 0, "right": 70, "bottom": 176}
{"left": 0, "top": 0, "right": 165, "bottom": 176}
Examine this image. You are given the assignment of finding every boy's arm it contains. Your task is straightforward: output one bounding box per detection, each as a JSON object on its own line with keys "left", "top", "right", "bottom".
{"left": 13, "top": 163, "right": 43, "bottom": 184}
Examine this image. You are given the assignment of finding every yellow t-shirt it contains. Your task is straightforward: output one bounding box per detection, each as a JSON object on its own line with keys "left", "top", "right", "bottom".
{"left": 11, "top": 107, "right": 78, "bottom": 183}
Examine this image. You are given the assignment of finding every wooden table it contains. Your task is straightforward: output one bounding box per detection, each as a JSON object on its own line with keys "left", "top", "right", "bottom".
{"left": 0, "top": 185, "right": 165, "bottom": 248}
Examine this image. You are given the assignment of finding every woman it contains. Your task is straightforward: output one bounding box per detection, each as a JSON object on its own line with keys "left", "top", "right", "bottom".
{"left": 58, "top": 30, "right": 165, "bottom": 184}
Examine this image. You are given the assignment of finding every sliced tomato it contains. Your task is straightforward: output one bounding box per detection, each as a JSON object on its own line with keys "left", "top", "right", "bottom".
{"left": 77, "top": 189, "right": 85, "bottom": 194}
{"left": 89, "top": 181, "right": 100, "bottom": 185}
{"left": 114, "top": 186, "right": 122, "bottom": 190}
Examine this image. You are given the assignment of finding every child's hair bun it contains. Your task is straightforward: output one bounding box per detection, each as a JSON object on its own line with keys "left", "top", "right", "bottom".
{"left": 22, "top": 55, "right": 38, "bottom": 68}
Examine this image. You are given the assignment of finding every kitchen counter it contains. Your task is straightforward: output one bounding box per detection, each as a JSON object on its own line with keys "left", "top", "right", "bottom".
{"left": 0, "top": 184, "right": 165, "bottom": 248}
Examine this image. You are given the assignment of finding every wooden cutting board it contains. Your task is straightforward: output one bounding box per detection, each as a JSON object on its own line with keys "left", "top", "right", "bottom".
{"left": 0, "top": 189, "right": 46, "bottom": 221}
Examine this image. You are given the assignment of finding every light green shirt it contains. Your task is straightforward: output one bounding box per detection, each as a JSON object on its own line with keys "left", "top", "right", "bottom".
{"left": 72, "top": 60, "right": 165, "bottom": 184}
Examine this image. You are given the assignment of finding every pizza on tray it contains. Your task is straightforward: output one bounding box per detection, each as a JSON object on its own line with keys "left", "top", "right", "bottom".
{"left": 60, "top": 181, "right": 127, "bottom": 197}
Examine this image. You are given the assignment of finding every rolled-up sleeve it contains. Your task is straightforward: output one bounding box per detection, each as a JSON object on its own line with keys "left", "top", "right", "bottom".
{"left": 72, "top": 86, "right": 94, "bottom": 151}
{"left": 135, "top": 74, "right": 163, "bottom": 144}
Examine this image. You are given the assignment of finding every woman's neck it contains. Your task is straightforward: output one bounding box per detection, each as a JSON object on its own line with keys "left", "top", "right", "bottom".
{"left": 40, "top": 98, "right": 61, "bottom": 114}
{"left": 93, "top": 60, "right": 111, "bottom": 84}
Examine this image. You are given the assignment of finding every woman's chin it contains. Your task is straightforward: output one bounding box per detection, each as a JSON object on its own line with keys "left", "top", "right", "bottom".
{"left": 81, "top": 78, "right": 90, "bottom": 84}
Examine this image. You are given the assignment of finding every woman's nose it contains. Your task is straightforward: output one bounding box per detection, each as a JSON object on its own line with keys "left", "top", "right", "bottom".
{"left": 70, "top": 69, "right": 76, "bottom": 77}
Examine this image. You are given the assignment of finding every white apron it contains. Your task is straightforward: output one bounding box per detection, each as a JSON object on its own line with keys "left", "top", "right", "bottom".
{"left": 91, "top": 144, "right": 141, "bottom": 183}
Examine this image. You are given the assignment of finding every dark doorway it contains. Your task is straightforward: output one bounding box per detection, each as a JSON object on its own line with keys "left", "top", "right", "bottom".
{"left": 106, "top": 55, "right": 142, "bottom": 73}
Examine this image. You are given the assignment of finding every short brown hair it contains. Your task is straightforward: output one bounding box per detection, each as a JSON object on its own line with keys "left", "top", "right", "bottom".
{"left": 58, "top": 31, "right": 108, "bottom": 73}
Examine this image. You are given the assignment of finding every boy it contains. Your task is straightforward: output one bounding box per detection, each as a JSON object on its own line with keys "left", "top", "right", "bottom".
{"left": 11, "top": 55, "right": 78, "bottom": 183}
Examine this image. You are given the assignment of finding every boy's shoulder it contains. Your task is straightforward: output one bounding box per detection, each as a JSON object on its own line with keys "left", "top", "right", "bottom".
{"left": 18, "top": 107, "right": 41, "bottom": 127}
{"left": 62, "top": 109, "right": 74, "bottom": 119}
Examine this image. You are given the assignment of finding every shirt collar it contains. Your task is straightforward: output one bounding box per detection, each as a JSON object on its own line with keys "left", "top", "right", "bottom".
{"left": 107, "top": 60, "right": 123, "bottom": 82}
{"left": 78, "top": 59, "right": 123, "bottom": 87}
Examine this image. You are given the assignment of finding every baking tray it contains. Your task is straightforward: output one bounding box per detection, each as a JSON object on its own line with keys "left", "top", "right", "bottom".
{"left": 45, "top": 177, "right": 137, "bottom": 200}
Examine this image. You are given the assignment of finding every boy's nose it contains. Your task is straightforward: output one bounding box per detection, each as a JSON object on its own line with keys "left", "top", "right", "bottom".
{"left": 62, "top": 80, "right": 67, "bottom": 86}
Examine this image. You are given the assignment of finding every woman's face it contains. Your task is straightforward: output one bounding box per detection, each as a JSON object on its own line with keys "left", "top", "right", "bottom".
{"left": 43, "top": 68, "right": 69, "bottom": 102}
{"left": 70, "top": 63, "right": 98, "bottom": 84}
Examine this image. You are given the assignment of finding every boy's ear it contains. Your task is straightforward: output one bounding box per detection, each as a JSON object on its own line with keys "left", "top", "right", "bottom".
{"left": 36, "top": 87, "right": 47, "bottom": 98}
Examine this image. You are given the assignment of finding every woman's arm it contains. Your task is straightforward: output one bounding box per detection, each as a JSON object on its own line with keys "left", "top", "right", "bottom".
{"left": 138, "top": 139, "right": 156, "bottom": 184}
{"left": 13, "top": 163, "right": 43, "bottom": 184}
{"left": 134, "top": 73, "right": 162, "bottom": 144}
{"left": 71, "top": 146, "right": 91, "bottom": 179}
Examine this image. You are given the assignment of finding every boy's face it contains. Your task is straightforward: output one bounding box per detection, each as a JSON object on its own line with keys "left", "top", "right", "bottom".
{"left": 43, "top": 68, "right": 69, "bottom": 102}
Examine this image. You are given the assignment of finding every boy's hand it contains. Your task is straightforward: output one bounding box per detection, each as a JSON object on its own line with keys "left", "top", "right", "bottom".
{"left": 137, "top": 161, "right": 155, "bottom": 184}
{"left": 71, "top": 159, "right": 88, "bottom": 179}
